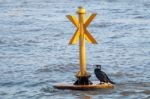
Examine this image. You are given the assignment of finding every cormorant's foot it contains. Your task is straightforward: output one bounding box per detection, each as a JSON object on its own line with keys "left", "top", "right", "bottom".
{"left": 89, "top": 81, "right": 93, "bottom": 84}
{"left": 99, "top": 82, "right": 105, "bottom": 84}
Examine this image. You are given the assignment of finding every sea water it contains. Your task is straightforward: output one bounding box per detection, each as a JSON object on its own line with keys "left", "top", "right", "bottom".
{"left": 0, "top": 0, "right": 150, "bottom": 99}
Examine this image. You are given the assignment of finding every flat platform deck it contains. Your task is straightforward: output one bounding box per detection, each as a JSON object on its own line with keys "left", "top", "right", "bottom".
{"left": 53, "top": 81, "right": 114, "bottom": 90}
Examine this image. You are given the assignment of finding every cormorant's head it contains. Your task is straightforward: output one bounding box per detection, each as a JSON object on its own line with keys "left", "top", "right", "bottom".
{"left": 96, "top": 65, "right": 101, "bottom": 70}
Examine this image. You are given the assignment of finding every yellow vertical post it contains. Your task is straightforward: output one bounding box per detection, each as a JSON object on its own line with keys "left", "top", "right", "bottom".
{"left": 66, "top": 7, "right": 97, "bottom": 85}
{"left": 78, "top": 7, "right": 86, "bottom": 76}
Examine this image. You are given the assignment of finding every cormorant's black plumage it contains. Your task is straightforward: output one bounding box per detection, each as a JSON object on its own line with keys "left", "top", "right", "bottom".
{"left": 94, "top": 65, "right": 115, "bottom": 84}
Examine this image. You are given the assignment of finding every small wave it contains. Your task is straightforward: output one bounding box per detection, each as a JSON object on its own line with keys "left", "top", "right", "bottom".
{"left": 134, "top": 16, "right": 145, "bottom": 19}
{"left": 143, "top": 90, "right": 150, "bottom": 95}
{"left": 91, "top": 22, "right": 113, "bottom": 28}
{"left": 13, "top": 90, "right": 27, "bottom": 95}
{"left": 120, "top": 89, "right": 150, "bottom": 96}
{"left": 109, "top": 34, "right": 125, "bottom": 39}
{"left": 0, "top": 91, "right": 7, "bottom": 95}
{"left": 35, "top": 68, "right": 53, "bottom": 73}
{"left": 27, "top": 28, "right": 42, "bottom": 32}
{"left": 0, "top": 81, "right": 25, "bottom": 87}
{"left": 144, "top": 2, "right": 150, "bottom": 8}
{"left": 24, "top": 81, "right": 49, "bottom": 87}
{"left": 0, "top": 40, "right": 5, "bottom": 44}
{"left": 27, "top": 40, "right": 40, "bottom": 43}
{"left": 120, "top": 90, "right": 137, "bottom": 96}
{"left": 41, "top": 87, "right": 58, "bottom": 93}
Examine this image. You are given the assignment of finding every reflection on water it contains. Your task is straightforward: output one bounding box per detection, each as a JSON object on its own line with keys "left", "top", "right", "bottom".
{"left": 0, "top": 0, "right": 150, "bottom": 99}
{"left": 84, "top": 95, "right": 91, "bottom": 99}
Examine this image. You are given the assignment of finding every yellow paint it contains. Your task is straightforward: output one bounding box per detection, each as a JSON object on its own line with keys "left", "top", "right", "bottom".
{"left": 67, "top": 7, "right": 97, "bottom": 77}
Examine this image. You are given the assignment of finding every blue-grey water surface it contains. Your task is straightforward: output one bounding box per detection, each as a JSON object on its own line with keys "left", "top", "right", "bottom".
{"left": 0, "top": 0, "right": 150, "bottom": 99}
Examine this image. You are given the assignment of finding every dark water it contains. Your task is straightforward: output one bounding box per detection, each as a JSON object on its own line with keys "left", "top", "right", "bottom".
{"left": 0, "top": 0, "right": 150, "bottom": 99}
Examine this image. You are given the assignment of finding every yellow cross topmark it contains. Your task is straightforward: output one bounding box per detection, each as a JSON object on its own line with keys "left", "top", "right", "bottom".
{"left": 67, "top": 13, "right": 97, "bottom": 45}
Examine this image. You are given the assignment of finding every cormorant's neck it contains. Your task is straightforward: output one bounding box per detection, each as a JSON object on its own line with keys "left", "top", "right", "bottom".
{"left": 96, "top": 68, "right": 101, "bottom": 70}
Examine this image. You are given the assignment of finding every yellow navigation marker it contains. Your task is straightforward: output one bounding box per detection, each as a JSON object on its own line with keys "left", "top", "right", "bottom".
{"left": 53, "top": 7, "right": 114, "bottom": 89}
{"left": 67, "top": 7, "right": 97, "bottom": 85}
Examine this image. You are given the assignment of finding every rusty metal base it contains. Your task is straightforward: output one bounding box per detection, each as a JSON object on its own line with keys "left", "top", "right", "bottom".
{"left": 74, "top": 76, "right": 92, "bottom": 85}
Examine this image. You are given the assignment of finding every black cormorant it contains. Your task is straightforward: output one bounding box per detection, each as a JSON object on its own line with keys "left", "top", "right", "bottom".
{"left": 94, "top": 65, "right": 115, "bottom": 84}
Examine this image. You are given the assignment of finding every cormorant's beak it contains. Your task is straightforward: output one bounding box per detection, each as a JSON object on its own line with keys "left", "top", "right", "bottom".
{"left": 96, "top": 65, "right": 101, "bottom": 69}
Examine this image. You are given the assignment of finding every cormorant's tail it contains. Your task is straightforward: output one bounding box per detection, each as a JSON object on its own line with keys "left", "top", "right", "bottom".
{"left": 109, "top": 80, "right": 115, "bottom": 84}
{"left": 106, "top": 75, "right": 115, "bottom": 84}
